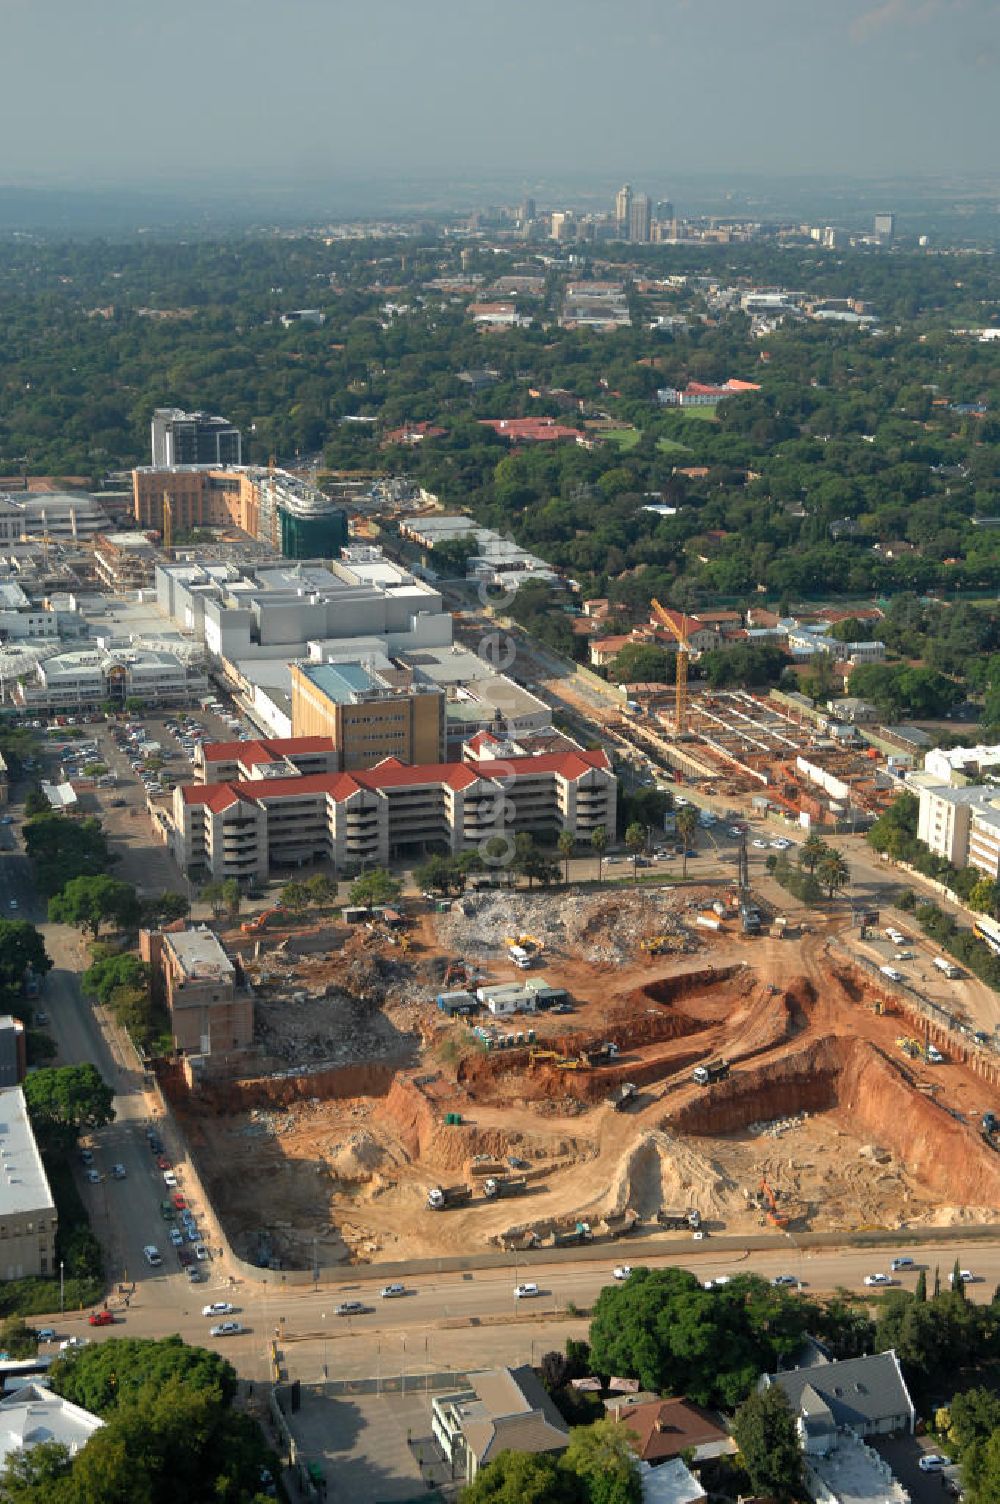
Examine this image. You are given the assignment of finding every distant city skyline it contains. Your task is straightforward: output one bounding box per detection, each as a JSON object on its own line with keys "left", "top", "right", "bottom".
{"left": 1, "top": 0, "right": 997, "bottom": 189}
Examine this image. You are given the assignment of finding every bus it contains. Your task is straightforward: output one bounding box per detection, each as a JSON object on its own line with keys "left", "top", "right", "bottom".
{"left": 973, "top": 915, "right": 1000, "bottom": 955}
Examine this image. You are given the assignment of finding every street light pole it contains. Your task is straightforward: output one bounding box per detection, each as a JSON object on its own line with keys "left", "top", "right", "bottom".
{"left": 59, "top": 1260, "right": 64, "bottom": 1315}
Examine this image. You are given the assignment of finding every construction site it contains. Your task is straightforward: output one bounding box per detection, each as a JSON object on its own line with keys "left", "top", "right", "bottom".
{"left": 163, "top": 878, "right": 1000, "bottom": 1271}
{"left": 613, "top": 688, "right": 896, "bottom": 829}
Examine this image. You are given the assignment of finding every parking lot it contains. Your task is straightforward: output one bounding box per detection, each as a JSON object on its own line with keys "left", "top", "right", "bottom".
{"left": 288, "top": 1384, "right": 456, "bottom": 1504}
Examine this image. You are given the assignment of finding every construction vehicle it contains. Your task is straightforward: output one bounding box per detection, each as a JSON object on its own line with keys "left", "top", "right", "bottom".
{"left": 650, "top": 598, "right": 691, "bottom": 733}
{"left": 529, "top": 1048, "right": 563, "bottom": 1066}
{"left": 482, "top": 1175, "right": 528, "bottom": 1199}
{"left": 507, "top": 944, "right": 533, "bottom": 970}
{"left": 553, "top": 1221, "right": 593, "bottom": 1248}
{"left": 426, "top": 1184, "right": 472, "bottom": 1211}
{"left": 983, "top": 1113, "right": 1000, "bottom": 1150}
{"left": 739, "top": 902, "right": 762, "bottom": 935}
{"left": 896, "top": 1035, "right": 921, "bottom": 1059}
{"left": 656, "top": 1207, "right": 701, "bottom": 1231}
{"left": 609, "top": 1082, "right": 638, "bottom": 1111}
{"left": 692, "top": 1058, "right": 729, "bottom": 1086}
{"left": 640, "top": 934, "right": 681, "bottom": 955}
{"left": 759, "top": 1175, "right": 789, "bottom": 1230}
{"left": 241, "top": 907, "right": 281, "bottom": 935}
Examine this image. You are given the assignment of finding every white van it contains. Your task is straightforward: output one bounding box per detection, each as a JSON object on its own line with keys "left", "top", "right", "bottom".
{"left": 879, "top": 966, "right": 904, "bottom": 983}
{"left": 143, "top": 1245, "right": 163, "bottom": 1267}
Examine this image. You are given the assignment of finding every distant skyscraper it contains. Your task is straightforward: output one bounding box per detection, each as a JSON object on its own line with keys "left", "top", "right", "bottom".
{"left": 151, "top": 408, "right": 242, "bottom": 468}
{"left": 655, "top": 199, "right": 674, "bottom": 222}
{"left": 615, "top": 183, "right": 632, "bottom": 236}
{"left": 629, "top": 193, "right": 652, "bottom": 244}
{"left": 874, "top": 212, "right": 895, "bottom": 240}
{"left": 520, "top": 197, "right": 536, "bottom": 223}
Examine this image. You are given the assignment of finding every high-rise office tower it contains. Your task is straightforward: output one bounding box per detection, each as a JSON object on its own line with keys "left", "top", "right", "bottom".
{"left": 655, "top": 199, "right": 674, "bottom": 222}
{"left": 629, "top": 193, "right": 652, "bottom": 244}
{"left": 615, "top": 183, "right": 632, "bottom": 236}
{"left": 151, "top": 408, "right": 243, "bottom": 469}
{"left": 520, "top": 197, "right": 536, "bottom": 222}
{"left": 874, "top": 212, "right": 895, "bottom": 240}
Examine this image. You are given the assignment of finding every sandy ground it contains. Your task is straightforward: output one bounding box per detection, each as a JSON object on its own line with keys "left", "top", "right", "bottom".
{"left": 168, "top": 890, "right": 1000, "bottom": 1270}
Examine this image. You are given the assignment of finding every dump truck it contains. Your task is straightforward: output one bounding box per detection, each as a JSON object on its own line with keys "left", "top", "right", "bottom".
{"left": 609, "top": 1082, "right": 638, "bottom": 1111}
{"left": 656, "top": 1207, "right": 702, "bottom": 1231}
{"left": 585, "top": 1042, "right": 620, "bottom": 1066}
{"left": 482, "top": 1176, "right": 528, "bottom": 1199}
{"left": 739, "top": 903, "right": 761, "bottom": 935}
{"left": 553, "top": 1222, "right": 593, "bottom": 1247}
{"left": 692, "top": 1059, "right": 729, "bottom": 1086}
{"left": 426, "top": 1185, "right": 472, "bottom": 1211}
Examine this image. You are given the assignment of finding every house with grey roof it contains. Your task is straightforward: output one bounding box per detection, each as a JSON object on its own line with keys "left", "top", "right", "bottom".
{"left": 431, "top": 1365, "right": 569, "bottom": 1481}
{"left": 761, "top": 1350, "right": 915, "bottom": 1439}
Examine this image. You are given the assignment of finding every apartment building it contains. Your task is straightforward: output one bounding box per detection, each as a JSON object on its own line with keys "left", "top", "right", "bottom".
{"left": 432, "top": 1366, "right": 569, "bottom": 1483}
{"left": 290, "top": 661, "right": 444, "bottom": 769}
{"left": 0, "top": 1087, "right": 57, "bottom": 1281}
{"left": 169, "top": 744, "right": 616, "bottom": 881}
{"left": 140, "top": 926, "right": 253, "bottom": 1056}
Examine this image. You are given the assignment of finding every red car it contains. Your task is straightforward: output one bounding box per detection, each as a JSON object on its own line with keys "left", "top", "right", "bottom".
{"left": 171, "top": 1193, "right": 186, "bottom": 1210}
{"left": 177, "top": 1248, "right": 194, "bottom": 1266}
{"left": 88, "top": 1310, "right": 115, "bottom": 1327}
{"left": 156, "top": 1156, "right": 171, "bottom": 1171}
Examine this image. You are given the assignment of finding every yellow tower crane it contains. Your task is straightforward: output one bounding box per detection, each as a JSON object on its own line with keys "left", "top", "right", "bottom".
{"left": 650, "top": 598, "right": 691, "bottom": 733}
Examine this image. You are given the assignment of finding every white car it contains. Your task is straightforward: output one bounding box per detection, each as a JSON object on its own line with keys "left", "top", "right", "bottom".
{"left": 952, "top": 1269, "right": 975, "bottom": 1285}
{"left": 209, "top": 1321, "right": 244, "bottom": 1337}
{"left": 143, "top": 1245, "right": 162, "bottom": 1267}
{"left": 514, "top": 1282, "right": 539, "bottom": 1299}
{"left": 890, "top": 1256, "right": 914, "bottom": 1271}
{"left": 85, "top": 1169, "right": 101, "bottom": 1184}
{"left": 771, "top": 1274, "right": 798, "bottom": 1287}
{"left": 919, "top": 1455, "right": 951, "bottom": 1473}
{"left": 864, "top": 1273, "right": 892, "bottom": 1286}
{"left": 752, "top": 839, "right": 769, "bottom": 849}
{"left": 162, "top": 1171, "right": 178, "bottom": 1188}
{"left": 613, "top": 1266, "right": 632, "bottom": 1281}
{"left": 169, "top": 1227, "right": 183, "bottom": 1247}
{"left": 111, "top": 1164, "right": 127, "bottom": 1180}
{"left": 728, "top": 826, "right": 743, "bottom": 837}
{"left": 194, "top": 1244, "right": 209, "bottom": 1261}
{"left": 202, "top": 1302, "right": 235, "bottom": 1317}
{"left": 59, "top": 1336, "right": 89, "bottom": 1352}
{"left": 380, "top": 1283, "right": 405, "bottom": 1298}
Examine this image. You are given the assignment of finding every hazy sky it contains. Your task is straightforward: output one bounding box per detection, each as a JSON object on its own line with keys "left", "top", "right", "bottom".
{"left": 2, "top": 0, "right": 998, "bottom": 189}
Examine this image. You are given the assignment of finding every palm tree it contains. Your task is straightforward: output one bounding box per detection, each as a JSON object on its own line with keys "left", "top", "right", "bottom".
{"left": 799, "top": 831, "right": 828, "bottom": 874}
{"left": 591, "top": 825, "right": 608, "bottom": 883}
{"left": 625, "top": 821, "right": 647, "bottom": 881}
{"left": 817, "top": 848, "right": 850, "bottom": 900}
{"left": 675, "top": 807, "right": 698, "bottom": 879}
{"left": 557, "top": 829, "right": 576, "bottom": 884}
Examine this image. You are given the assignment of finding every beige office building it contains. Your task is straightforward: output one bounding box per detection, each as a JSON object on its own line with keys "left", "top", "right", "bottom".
{"left": 0, "top": 1087, "right": 57, "bottom": 1282}
{"left": 290, "top": 661, "right": 444, "bottom": 770}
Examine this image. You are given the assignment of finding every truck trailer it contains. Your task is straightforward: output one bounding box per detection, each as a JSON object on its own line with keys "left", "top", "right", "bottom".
{"left": 426, "top": 1184, "right": 472, "bottom": 1211}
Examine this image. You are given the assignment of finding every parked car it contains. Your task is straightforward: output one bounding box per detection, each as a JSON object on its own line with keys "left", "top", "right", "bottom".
{"left": 919, "top": 1455, "right": 951, "bottom": 1473}
{"left": 169, "top": 1228, "right": 183, "bottom": 1247}
{"left": 162, "top": 1171, "right": 178, "bottom": 1188}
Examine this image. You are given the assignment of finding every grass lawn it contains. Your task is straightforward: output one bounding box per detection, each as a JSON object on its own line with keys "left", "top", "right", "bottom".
{"left": 656, "top": 436, "right": 692, "bottom": 455}
{"left": 604, "top": 428, "right": 641, "bottom": 450}
{"left": 677, "top": 405, "right": 720, "bottom": 422}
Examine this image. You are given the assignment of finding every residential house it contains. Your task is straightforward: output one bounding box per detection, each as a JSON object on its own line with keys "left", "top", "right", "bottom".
{"left": 761, "top": 1350, "right": 915, "bottom": 1438}
{"left": 0, "top": 1384, "right": 103, "bottom": 1470}
{"left": 608, "top": 1396, "right": 735, "bottom": 1465}
{"left": 431, "top": 1365, "right": 569, "bottom": 1482}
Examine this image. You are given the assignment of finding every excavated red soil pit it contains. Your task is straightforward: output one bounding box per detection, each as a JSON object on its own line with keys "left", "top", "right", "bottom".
{"left": 666, "top": 1034, "right": 1000, "bottom": 1209}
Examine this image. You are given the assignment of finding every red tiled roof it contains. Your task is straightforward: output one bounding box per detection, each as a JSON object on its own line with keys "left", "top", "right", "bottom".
{"left": 201, "top": 736, "right": 335, "bottom": 763}
{"left": 466, "top": 731, "right": 502, "bottom": 752}
{"left": 612, "top": 1397, "right": 730, "bottom": 1463}
{"left": 180, "top": 750, "right": 611, "bottom": 809}
{"left": 180, "top": 784, "right": 244, "bottom": 812}
{"left": 479, "top": 418, "right": 579, "bottom": 442}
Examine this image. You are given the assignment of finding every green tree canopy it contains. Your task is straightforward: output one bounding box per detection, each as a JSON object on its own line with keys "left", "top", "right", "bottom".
{"left": 588, "top": 1267, "right": 813, "bottom": 1408}
{"left": 48, "top": 876, "right": 140, "bottom": 939}
{"left": 732, "top": 1386, "right": 803, "bottom": 1501}
{"left": 81, "top": 952, "right": 150, "bottom": 1007}
{"left": 0, "top": 921, "right": 51, "bottom": 992}
{"left": 24, "top": 816, "right": 114, "bottom": 896}
{"left": 23, "top": 1065, "right": 115, "bottom": 1157}
{"left": 562, "top": 1418, "right": 641, "bottom": 1504}
{"left": 461, "top": 1449, "right": 581, "bottom": 1504}
{"left": 50, "top": 1334, "right": 237, "bottom": 1414}
{"left": 349, "top": 868, "right": 403, "bottom": 911}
